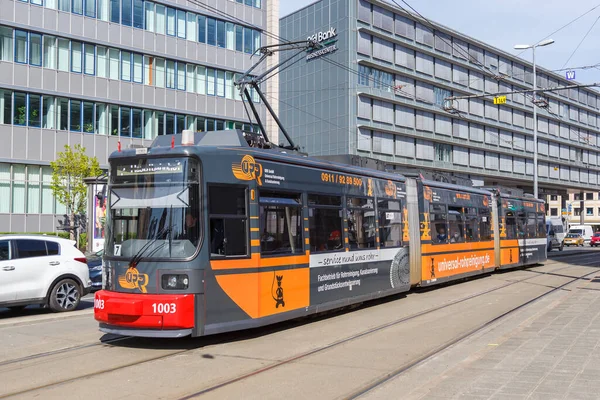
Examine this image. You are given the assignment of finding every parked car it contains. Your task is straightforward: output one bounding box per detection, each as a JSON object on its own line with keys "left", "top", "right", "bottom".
{"left": 86, "top": 249, "right": 103, "bottom": 290}
{"left": 590, "top": 232, "right": 600, "bottom": 247}
{"left": 0, "top": 235, "right": 91, "bottom": 312}
{"left": 567, "top": 225, "right": 594, "bottom": 244}
{"left": 563, "top": 233, "right": 585, "bottom": 247}
{"left": 546, "top": 219, "right": 565, "bottom": 252}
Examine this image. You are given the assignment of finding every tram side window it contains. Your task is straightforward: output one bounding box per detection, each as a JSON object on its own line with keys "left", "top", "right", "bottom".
{"left": 448, "top": 206, "right": 465, "bottom": 243}
{"left": 431, "top": 204, "right": 447, "bottom": 244}
{"left": 537, "top": 212, "right": 546, "bottom": 238}
{"left": 259, "top": 191, "right": 303, "bottom": 255}
{"left": 308, "top": 194, "right": 343, "bottom": 252}
{"left": 527, "top": 212, "right": 537, "bottom": 239}
{"left": 378, "top": 199, "right": 402, "bottom": 248}
{"left": 479, "top": 208, "right": 492, "bottom": 241}
{"left": 465, "top": 207, "right": 479, "bottom": 242}
{"left": 505, "top": 212, "right": 517, "bottom": 240}
{"left": 209, "top": 185, "right": 247, "bottom": 257}
{"left": 517, "top": 212, "right": 527, "bottom": 238}
{"left": 347, "top": 197, "right": 376, "bottom": 249}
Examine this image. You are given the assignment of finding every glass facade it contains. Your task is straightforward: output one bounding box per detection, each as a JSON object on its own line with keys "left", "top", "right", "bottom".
{"left": 0, "top": 0, "right": 269, "bottom": 233}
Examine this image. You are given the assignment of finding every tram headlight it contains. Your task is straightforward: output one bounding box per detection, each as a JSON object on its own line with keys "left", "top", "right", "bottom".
{"left": 162, "top": 274, "right": 189, "bottom": 290}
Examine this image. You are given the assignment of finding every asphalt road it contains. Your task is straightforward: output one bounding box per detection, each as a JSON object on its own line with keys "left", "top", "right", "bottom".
{"left": 0, "top": 249, "right": 598, "bottom": 400}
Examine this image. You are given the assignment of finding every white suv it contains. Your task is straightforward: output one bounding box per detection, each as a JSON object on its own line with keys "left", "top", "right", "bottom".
{"left": 0, "top": 235, "right": 92, "bottom": 312}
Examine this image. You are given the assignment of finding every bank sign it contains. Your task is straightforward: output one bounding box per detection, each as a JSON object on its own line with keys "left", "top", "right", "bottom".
{"left": 306, "top": 27, "right": 338, "bottom": 61}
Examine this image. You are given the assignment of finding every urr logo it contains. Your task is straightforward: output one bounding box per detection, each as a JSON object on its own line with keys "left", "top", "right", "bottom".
{"left": 232, "top": 155, "right": 263, "bottom": 185}
{"left": 118, "top": 267, "right": 149, "bottom": 293}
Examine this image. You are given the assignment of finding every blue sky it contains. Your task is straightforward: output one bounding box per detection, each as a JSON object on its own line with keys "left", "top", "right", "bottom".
{"left": 280, "top": 0, "right": 600, "bottom": 85}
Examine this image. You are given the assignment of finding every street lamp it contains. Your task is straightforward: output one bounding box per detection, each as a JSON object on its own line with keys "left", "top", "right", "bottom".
{"left": 514, "top": 39, "right": 555, "bottom": 200}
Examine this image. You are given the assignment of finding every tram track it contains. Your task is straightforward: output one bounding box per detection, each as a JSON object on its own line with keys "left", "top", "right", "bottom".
{"left": 0, "top": 255, "right": 595, "bottom": 399}
{"left": 0, "top": 334, "right": 132, "bottom": 368}
{"left": 342, "top": 268, "right": 600, "bottom": 400}
{"left": 176, "top": 262, "right": 594, "bottom": 400}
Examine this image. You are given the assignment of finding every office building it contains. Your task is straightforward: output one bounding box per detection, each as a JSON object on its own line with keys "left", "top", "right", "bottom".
{"left": 280, "top": 0, "right": 600, "bottom": 196}
{"left": 0, "top": 0, "right": 275, "bottom": 233}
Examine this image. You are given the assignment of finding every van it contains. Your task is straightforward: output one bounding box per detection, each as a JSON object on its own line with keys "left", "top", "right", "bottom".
{"left": 547, "top": 219, "right": 565, "bottom": 251}
{"left": 567, "top": 225, "right": 594, "bottom": 244}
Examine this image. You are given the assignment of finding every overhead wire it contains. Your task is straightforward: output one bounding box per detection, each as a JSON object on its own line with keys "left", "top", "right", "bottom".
{"left": 560, "top": 15, "right": 600, "bottom": 69}
{"left": 183, "top": 0, "right": 552, "bottom": 151}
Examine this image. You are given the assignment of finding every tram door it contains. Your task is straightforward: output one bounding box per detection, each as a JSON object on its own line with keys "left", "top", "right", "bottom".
{"left": 256, "top": 191, "right": 309, "bottom": 316}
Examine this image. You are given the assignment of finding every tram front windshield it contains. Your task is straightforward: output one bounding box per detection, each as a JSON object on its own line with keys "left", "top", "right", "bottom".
{"left": 106, "top": 157, "right": 201, "bottom": 259}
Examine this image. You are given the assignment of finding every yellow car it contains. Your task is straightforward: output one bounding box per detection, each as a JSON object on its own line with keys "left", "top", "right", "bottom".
{"left": 563, "top": 233, "right": 585, "bottom": 247}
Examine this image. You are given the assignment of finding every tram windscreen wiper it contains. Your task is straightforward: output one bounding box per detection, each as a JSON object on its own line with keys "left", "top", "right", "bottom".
{"left": 128, "top": 223, "right": 173, "bottom": 268}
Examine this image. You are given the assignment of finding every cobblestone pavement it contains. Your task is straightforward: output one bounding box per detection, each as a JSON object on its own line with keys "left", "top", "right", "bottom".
{"left": 365, "top": 268, "right": 600, "bottom": 400}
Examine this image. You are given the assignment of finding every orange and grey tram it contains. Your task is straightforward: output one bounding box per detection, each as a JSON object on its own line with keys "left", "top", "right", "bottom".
{"left": 94, "top": 130, "right": 546, "bottom": 337}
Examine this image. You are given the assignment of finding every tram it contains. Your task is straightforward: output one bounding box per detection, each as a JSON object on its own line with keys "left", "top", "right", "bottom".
{"left": 94, "top": 130, "right": 547, "bottom": 338}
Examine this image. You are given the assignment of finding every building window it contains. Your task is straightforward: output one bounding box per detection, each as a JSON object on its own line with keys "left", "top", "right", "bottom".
{"left": 198, "top": 15, "right": 206, "bottom": 43}
{"left": 155, "top": 4, "right": 165, "bottom": 34}
{"left": 133, "top": 0, "right": 143, "bottom": 29}
{"left": 72, "top": 0, "right": 83, "bottom": 14}
{"left": 0, "top": 26, "right": 13, "bottom": 62}
{"left": 110, "top": 0, "right": 120, "bottom": 23}
{"left": 550, "top": 208, "right": 558, "bottom": 216}
{"left": 29, "top": 33, "right": 42, "bottom": 66}
{"left": 121, "top": 51, "right": 131, "bottom": 81}
{"left": 166, "top": 60, "right": 176, "bottom": 88}
{"left": 435, "top": 143, "right": 452, "bottom": 162}
{"left": 71, "top": 41, "right": 82, "bottom": 73}
{"left": 13, "top": 92, "right": 27, "bottom": 125}
{"left": 176, "top": 62, "right": 185, "bottom": 90}
{"left": 586, "top": 193, "right": 594, "bottom": 200}
{"left": 120, "top": 107, "right": 131, "bottom": 136}
{"left": 132, "top": 108, "right": 142, "bottom": 138}
{"left": 243, "top": 27, "right": 252, "bottom": 54}
{"left": 144, "top": 2, "right": 155, "bottom": 31}
{"left": 216, "top": 20, "right": 226, "bottom": 48}
{"left": 121, "top": 0, "right": 132, "bottom": 26}
{"left": 176, "top": 9, "right": 186, "bottom": 38}
{"left": 550, "top": 195, "right": 558, "bottom": 201}
{"left": 82, "top": 101, "right": 93, "bottom": 133}
{"left": 186, "top": 12, "right": 196, "bottom": 42}
{"left": 85, "top": 0, "right": 96, "bottom": 17}
{"left": 132, "top": 53, "right": 143, "bottom": 83}
{"left": 206, "top": 68, "right": 215, "bottom": 95}
{"left": 84, "top": 43, "right": 95, "bottom": 75}
{"left": 574, "top": 193, "right": 582, "bottom": 200}
{"left": 586, "top": 207, "right": 594, "bottom": 216}
{"left": 207, "top": 18, "right": 216, "bottom": 45}
{"left": 235, "top": 25, "right": 243, "bottom": 52}
{"left": 28, "top": 95, "right": 41, "bottom": 128}
{"left": 166, "top": 7, "right": 176, "bottom": 36}
{"left": 574, "top": 208, "right": 581, "bottom": 216}
{"left": 14, "top": 30, "right": 28, "bottom": 64}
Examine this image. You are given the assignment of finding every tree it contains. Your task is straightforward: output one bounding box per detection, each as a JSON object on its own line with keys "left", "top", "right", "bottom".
{"left": 51, "top": 144, "right": 101, "bottom": 244}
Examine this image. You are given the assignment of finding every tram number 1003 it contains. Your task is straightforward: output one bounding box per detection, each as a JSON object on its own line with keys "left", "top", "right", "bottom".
{"left": 152, "top": 303, "right": 177, "bottom": 314}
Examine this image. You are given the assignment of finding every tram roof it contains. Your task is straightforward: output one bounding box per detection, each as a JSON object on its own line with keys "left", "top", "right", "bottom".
{"left": 139, "top": 130, "right": 410, "bottom": 183}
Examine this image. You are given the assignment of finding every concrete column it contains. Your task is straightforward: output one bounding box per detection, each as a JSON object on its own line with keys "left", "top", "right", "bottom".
{"left": 265, "top": 0, "right": 280, "bottom": 145}
{"left": 580, "top": 191, "right": 585, "bottom": 225}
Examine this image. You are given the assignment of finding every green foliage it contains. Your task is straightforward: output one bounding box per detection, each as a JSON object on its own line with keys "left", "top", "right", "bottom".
{"left": 51, "top": 144, "right": 101, "bottom": 216}
{"left": 79, "top": 232, "right": 88, "bottom": 250}
{"left": 16, "top": 105, "right": 26, "bottom": 125}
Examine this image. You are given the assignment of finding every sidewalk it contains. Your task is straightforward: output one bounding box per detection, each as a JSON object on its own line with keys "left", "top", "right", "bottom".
{"left": 368, "top": 269, "right": 600, "bottom": 400}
